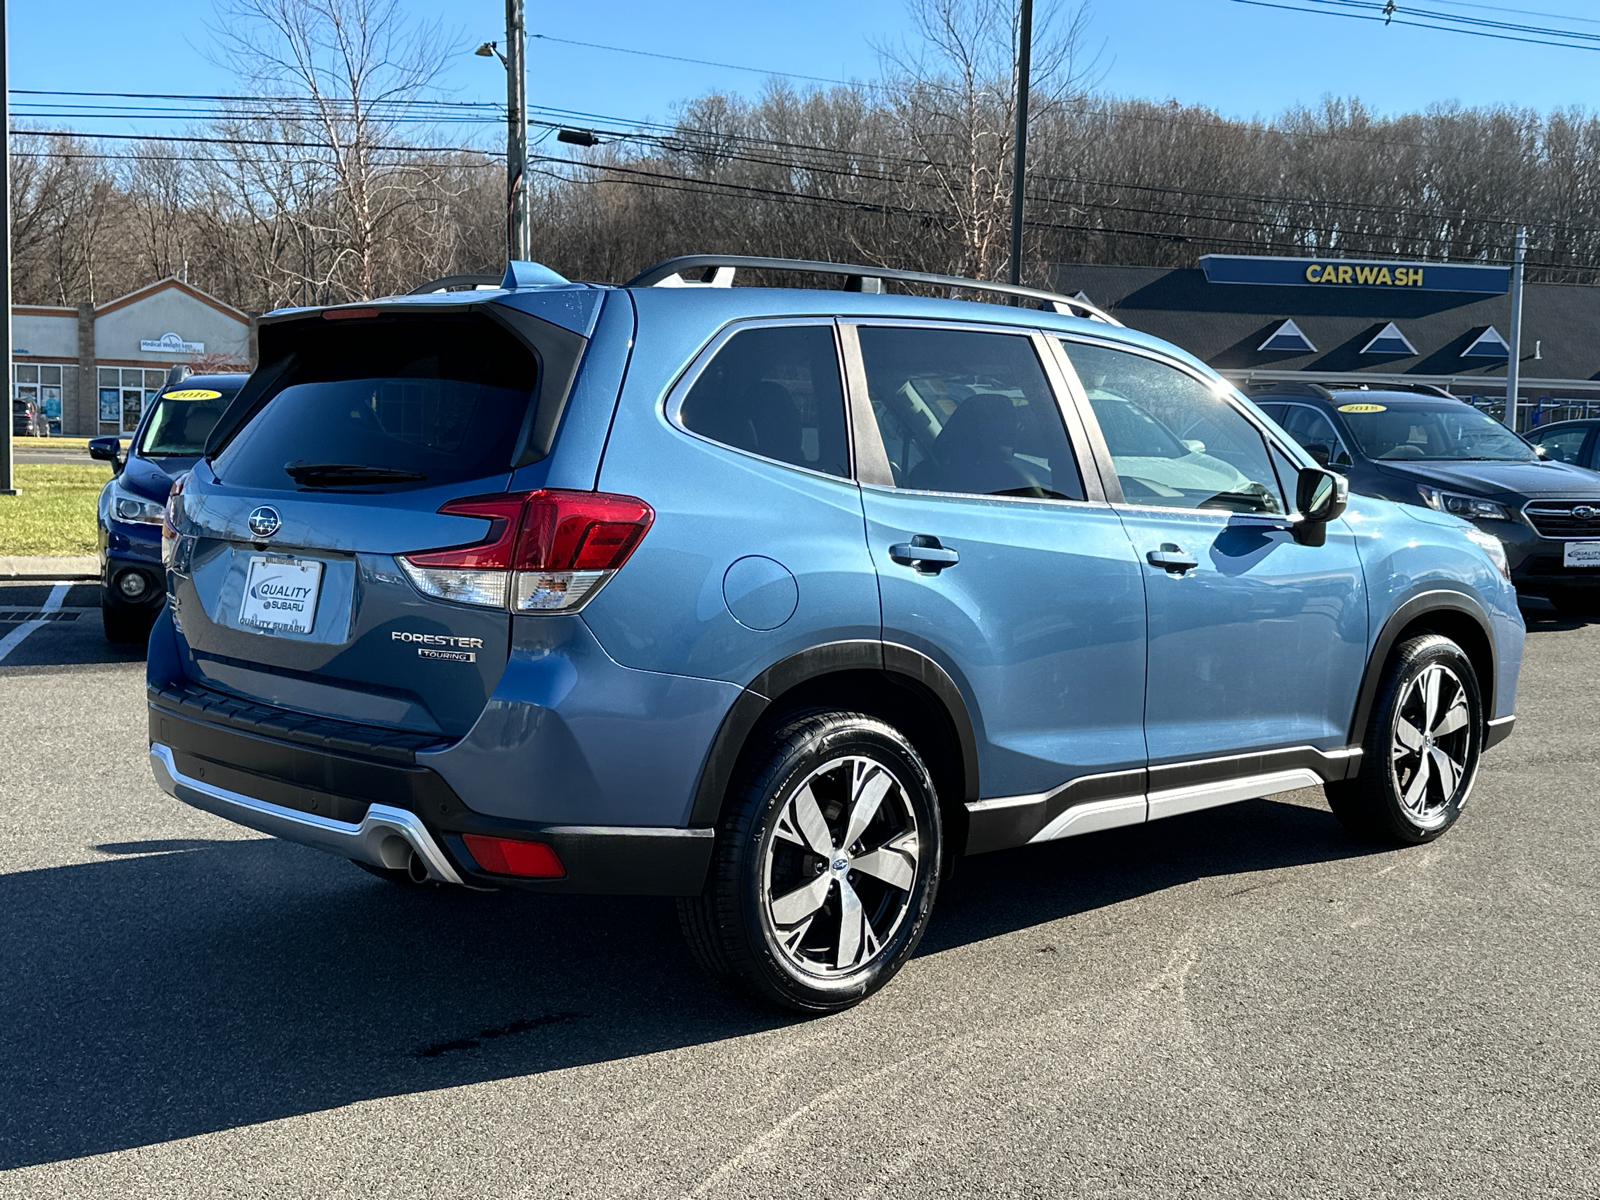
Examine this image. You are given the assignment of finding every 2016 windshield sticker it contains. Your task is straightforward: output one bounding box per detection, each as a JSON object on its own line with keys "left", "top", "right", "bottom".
{"left": 1338, "top": 403, "right": 1387, "bottom": 413}
{"left": 162, "top": 388, "right": 223, "bottom": 401}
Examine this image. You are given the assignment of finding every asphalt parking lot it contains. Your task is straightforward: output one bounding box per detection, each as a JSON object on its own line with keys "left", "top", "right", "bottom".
{"left": 1, "top": 580, "right": 1596, "bottom": 1198}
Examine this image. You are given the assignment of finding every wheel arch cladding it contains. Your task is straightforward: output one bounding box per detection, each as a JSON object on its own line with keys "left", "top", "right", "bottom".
{"left": 688, "top": 641, "right": 980, "bottom": 849}
{"left": 1350, "top": 590, "right": 1496, "bottom": 744}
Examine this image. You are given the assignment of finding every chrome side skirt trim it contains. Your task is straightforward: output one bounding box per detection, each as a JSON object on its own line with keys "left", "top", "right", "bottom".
{"left": 967, "top": 744, "right": 1359, "bottom": 851}
{"left": 1029, "top": 794, "right": 1147, "bottom": 843}
{"left": 149, "top": 743, "right": 464, "bottom": 885}
{"left": 539, "top": 824, "right": 715, "bottom": 838}
{"left": 1145, "top": 767, "right": 1325, "bottom": 822}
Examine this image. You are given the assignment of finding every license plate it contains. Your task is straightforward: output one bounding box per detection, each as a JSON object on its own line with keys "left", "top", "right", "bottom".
{"left": 239, "top": 555, "right": 324, "bottom": 633}
{"left": 1563, "top": 541, "right": 1600, "bottom": 568}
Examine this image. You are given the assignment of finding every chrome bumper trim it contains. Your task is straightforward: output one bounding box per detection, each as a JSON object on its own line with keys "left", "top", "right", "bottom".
{"left": 149, "top": 742, "right": 464, "bottom": 884}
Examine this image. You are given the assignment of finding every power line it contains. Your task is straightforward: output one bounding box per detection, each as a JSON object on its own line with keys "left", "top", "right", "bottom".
{"left": 1231, "top": 0, "right": 1600, "bottom": 51}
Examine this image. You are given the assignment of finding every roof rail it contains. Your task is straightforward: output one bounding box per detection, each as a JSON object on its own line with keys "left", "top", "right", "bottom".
{"left": 1247, "top": 381, "right": 1336, "bottom": 401}
{"left": 1250, "top": 380, "right": 1461, "bottom": 401}
{"left": 626, "top": 255, "right": 1122, "bottom": 326}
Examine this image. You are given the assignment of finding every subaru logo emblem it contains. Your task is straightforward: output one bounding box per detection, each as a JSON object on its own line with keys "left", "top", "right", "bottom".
{"left": 247, "top": 506, "right": 281, "bottom": 538}
{"left": 1574, "top": 505, "right": 1596, "bottom": 521}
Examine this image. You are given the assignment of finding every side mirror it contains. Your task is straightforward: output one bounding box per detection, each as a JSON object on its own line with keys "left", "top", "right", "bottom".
{"left": 1534, "top": 443, "right": 1548, "bottom": 459}
{"left": 1304, "top": 443, "right": 1331, "bottom": 468}
{"left": 88, "top": 436, "right": 124, "bottom": 475}
{"left": 1182, "top": 439, "right": 1206, "bottom": 455}
{"left": 1293, "top": 465, "right": 1348, "bottom": 546}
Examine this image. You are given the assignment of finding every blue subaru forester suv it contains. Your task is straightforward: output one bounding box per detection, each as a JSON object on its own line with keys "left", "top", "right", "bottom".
{"left": 148, "top": 256, "right": 1522, "bottom": 1011}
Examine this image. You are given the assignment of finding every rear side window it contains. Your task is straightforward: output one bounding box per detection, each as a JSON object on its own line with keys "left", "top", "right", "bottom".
{"left": 678, "top": 324, "right": 850, "bottom": 478}
{"left": 211, "top": 316, "right": 538, "bottom": 491}
{"left": 856, "top": 326, "right": 1083, "bottom": 500}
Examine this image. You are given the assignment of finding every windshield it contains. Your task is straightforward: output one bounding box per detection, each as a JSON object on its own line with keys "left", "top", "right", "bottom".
{"left": 1338, "top": 401, "right": 1535, "bottom": 462}
{"left": 1089, "top": 397, "right": 1189, "bottom": 458}
{"left": 136, "top": 386, "right": 241, "bottom": 457}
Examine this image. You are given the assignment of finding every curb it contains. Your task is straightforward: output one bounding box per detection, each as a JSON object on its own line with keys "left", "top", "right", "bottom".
{"left": 0, "top": 555, "right": 100, "bottom": 581}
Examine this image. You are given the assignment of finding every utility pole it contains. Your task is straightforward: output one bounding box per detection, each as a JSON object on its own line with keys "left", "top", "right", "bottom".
{"left": 1, "top": 0, "right": 14, "bottom": 496}
{"left": 1506, "top": 225, "right": 1527, "bottom": 431}
{"left": 1008, "top": 0, "right": 1033, "bottom": 287}
{"left": 505, "top": 0, "right": 530, "bottom": 263}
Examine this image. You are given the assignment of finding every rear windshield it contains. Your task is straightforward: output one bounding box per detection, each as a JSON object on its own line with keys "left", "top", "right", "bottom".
{"left": 137, "top": 386, "right": 241, "bottom": 457}
{"left": 210, "top": 316, "right": 538, "bottom": 491}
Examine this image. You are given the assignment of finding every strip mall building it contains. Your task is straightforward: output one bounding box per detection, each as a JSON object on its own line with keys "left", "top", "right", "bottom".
{"left": 1053, "top": 253, "right": 1600, "bottom": 425}
{"left": 11, "top": 278, "right": 251, "bottom": 436}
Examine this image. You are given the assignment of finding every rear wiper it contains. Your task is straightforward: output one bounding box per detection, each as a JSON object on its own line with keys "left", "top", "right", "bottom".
{"left": 284, "top": 461, "right": 426, "bottom": 487}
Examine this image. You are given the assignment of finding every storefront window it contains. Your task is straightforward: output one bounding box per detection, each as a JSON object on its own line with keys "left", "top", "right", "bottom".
{"left": 96, "top": 366, "right": 170, "bottom": 432}
{"left": 12, "top": 363, "right": 63, "bottom": 433}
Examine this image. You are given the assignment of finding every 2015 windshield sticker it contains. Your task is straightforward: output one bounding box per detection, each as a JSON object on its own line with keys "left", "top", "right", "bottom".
{"left": 1338, "top": 403, "right": 1387, "bottom": 413}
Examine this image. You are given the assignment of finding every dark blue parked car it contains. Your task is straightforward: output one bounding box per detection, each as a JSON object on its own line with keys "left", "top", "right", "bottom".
{"left": 90, "top": 373, "right": 245, "bottom": 642}
{"left": 1252, "top": 384, "right": 1600, "bottom": 615}
{"left": 147, "top": 257, "right": 1522, "bottom": 1011}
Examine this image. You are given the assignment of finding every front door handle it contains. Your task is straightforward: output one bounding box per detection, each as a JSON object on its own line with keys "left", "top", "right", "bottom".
{"left": 1146, "top": 543, "right": 1199, "bottom": 574}
{"left": 889, "top": 535, "right": 960, "bottom": 574}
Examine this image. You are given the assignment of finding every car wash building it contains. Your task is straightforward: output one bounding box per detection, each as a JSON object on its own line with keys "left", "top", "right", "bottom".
{"left": 1053, "top": 254, "right": 1600, "bottom": 427}
{"left": 11, "top": 278, "right": 252, "bottom": 436}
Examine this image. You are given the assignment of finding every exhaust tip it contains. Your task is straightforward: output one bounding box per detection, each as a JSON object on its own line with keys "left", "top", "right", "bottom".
{"left": 406, "top": 850, "right": 431, "bottom": 885}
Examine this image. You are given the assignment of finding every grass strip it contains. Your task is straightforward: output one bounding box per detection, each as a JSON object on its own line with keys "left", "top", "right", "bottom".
{"left": 0, "top": 463, "right": 111, "bottom": 555}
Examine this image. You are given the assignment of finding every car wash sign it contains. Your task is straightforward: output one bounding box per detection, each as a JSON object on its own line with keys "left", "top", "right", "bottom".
{"left": 1199, "top": 254, "right": 1509, "bottom": 294}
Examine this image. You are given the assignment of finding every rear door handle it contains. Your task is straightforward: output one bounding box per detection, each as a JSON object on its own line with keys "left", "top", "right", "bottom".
{"left": 1146, "top": 543, "right": 1199, "bottom": 574}
{"left": 889, "top": 535, "right": 960, "bottom": 574}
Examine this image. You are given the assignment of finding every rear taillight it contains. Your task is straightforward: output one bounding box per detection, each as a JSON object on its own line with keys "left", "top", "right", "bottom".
{"left": 399, "top": 489, "right": 654, "bottom": 613}
{"left": 160, "top": 473, "right": 188, "bottom": 567}
{"left": 461, "top": 834, "right": 565, "bottom": 878}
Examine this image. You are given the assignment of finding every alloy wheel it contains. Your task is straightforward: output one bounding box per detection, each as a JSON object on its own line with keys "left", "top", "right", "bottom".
{"left": 761, "top": 755, "right": 921, "bottom": 978}
{"left": 1390, "top": 663, "right": 1472, "bottom": 828}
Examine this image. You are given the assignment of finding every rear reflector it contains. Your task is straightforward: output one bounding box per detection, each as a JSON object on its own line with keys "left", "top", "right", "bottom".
{"left": 401, "top": 489, "right": 653, "bottom": 613}
{"left": 461, "top": 834, "right": 565, "bottom": 878}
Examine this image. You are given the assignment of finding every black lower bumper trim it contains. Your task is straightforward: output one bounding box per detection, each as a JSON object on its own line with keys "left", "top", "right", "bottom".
{"left": 1485, "top": 715, "right": 1516, "bottom": 749}
{"left": 150, "top": 700, "right": 715, "bottom": 896}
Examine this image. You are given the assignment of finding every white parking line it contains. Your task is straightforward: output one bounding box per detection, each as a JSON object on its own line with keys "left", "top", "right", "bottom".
{"left": 0, "top": 583, "right": 72, "bottom": 663}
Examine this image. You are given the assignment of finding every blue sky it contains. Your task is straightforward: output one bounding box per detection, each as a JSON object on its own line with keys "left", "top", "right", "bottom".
{"left": 10, "top": 0, "right": 1599, "bottom": 144}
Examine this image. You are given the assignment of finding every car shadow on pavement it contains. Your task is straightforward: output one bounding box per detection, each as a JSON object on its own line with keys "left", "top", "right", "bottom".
{"left": 0, "top": 796, "right": 1378, "bottom": 1169}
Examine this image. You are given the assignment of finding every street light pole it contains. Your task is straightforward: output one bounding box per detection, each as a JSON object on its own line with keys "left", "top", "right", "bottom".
{"left": 505, "top": 0, "right": 530, "bottom": 263}
{"left": 1506, "top": 225, "right": 1526, "bottom": 431}
{"left": 1007, "top": 0, "right": 1033, "bottom": 287}
{"left": 2, "top": 0, "right": 15, "bottom": 495}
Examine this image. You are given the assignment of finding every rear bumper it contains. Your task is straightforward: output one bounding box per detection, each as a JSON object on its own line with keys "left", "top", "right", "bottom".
{"left": 151, "top": 743, "right": 465, "bottom": 883}
{"left": 148, "top": 699, "right": 715, "bottom": 895}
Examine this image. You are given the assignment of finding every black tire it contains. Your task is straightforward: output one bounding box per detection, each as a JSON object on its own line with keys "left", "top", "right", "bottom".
{"left": 678, "top": 712, "right": 942, "bottom": 1013}
{"left": 102, "top": 601, "right": 153, "bottom": 645}
{"left": 1326, "top": 634, "right": 1483, "bottom": 845}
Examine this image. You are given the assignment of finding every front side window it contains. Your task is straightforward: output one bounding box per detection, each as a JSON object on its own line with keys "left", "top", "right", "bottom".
{"left": 1277, "top": 403, "right": 1354, "bottom": 469}
{"left": 856, "top": 326, "right": 1083, "bottom": 500}
{"left": 1061, "top": 340, "right": 1286, "bottom": 514}
{"left": 1531, "top": 426, "right": 1589, "bottom": 465}
{"left": 1338, "top": 401, "right": 1535, "bottom": 462}
{"left": 678, "top": 324, "right": 850, "bottom": 478}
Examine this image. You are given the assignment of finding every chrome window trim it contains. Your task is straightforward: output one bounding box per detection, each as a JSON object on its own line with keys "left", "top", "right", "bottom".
{"left": 661, "top": 316, "right": 859, "bottom": 485}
